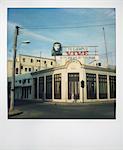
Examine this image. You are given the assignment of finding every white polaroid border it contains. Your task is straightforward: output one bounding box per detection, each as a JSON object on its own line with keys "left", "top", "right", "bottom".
{"left": 0, "top": 0, "right": 123, "bottom": 150}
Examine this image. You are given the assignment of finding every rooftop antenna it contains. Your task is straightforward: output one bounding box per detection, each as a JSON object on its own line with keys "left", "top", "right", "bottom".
{"left": 102, "top": 27, "right": 108, "bottom": 68}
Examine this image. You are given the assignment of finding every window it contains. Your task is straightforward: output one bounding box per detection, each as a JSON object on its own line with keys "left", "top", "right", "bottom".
{"left": 21, "top": 66, "right": 23, "bottom": 69}
{"left": 99, "top": 75, "right": 107, "bottom": 99}
{"left": 33, "top": 78, "right": 37, "bottom": 99}
{"left": 44, "top": 61, "right": 46, "bottom": 64}
{"left": 51, "top": 62, "right": 53, "bottom": 65}
{"left": 29, "top": 68, "right": 31, "bottom": 72}
{"left": 16, "top": 68, "right": 18, "bottom": 74}
{"left": 109, "top": 76, "right": 116, "bottom": 98}
{"left": 68, "top": 73, "right": 79, "bottom": 99}
{"left": 25, "top": 68, "right": 27, "bottom": 72}
{"left": 23, "top": 58, "right": 25, "bottom": 62}
{"left": 22, "top": 86, "right": 31, "bottom": 99}
{"left": 23, "top": 79, "right": 26, "bottom": 84}
{"left": 37, "top": 60, "right": 40, "bottom": 62}
{"left": 31, "top": 59, "right": 33, "bottom": 63}
{"left": 19, "top": 80, "right": 21, "bottom": 84}
{"left": 86, "top": 73, "right": 97, "bottom": 99}
{"left": 54, "top": 74, "right": 61, "bottom": 99}
{"left": 46, "top": 75, "right": 52, "bottom": 99}
{"left": 39, "top": 77, "right": 44, "bottom": 99}
{"left": 28, "top": 79, "right": 30, "bottom": 83}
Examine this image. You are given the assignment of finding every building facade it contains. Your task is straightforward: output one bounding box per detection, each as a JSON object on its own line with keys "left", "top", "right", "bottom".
{"left": 8, "top": 45, "right": 116, "bottom": 103}
{"left": 7, "top": 54, "right": 56, "bottom": 77}
{"left": 8, "top": 59, "right": 116, "bottom": 103}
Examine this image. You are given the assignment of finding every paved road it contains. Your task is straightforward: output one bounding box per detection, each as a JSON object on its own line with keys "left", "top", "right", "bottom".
{"left": 9, "top": 101, "right": 116, "bottom": 119}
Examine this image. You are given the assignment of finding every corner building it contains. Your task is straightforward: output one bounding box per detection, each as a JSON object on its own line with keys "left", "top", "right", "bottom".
{"left": 30, "top": 59, "right": 116, "bottom": 102}
{"left": 8, "top": 45, "right": 116, "bottom": 103}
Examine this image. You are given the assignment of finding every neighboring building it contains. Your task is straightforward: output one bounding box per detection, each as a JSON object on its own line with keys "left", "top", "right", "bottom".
{"left": 8, "top": 73, "right": 32, "bottom": 100}
{"left": 8, "top": 45, "right": 116, "bottom": 103}
{"left": 7, "top": 54, "right": 56, "bottom": 77}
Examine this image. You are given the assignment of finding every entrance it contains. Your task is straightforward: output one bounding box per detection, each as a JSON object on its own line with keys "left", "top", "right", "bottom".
{"left": 33, "top": 78, "right": 37, "bottom": 99}
{"left": 68, "top": 73, "right": 80, "bottom": 99}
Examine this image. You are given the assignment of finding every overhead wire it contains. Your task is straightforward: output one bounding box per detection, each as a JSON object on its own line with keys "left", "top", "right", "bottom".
{"left": 20, "top": 23, "right": 115, "bottom": 30}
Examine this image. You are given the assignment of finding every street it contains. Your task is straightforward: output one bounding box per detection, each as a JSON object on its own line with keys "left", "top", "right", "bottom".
{"left": 9, "top": 100, "right": 116, "bottom": 119}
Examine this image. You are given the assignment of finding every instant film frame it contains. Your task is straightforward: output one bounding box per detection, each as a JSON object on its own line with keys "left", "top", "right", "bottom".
{"left": 7, "top": 8, "right": 116, "bottom": 119}
{"left": 0, "top": 0, "right": 123, "bottom": 150}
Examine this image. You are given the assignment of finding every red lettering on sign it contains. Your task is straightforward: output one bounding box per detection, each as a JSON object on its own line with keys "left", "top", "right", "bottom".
{"left": 66, "top": 51, "right": 88, "bottom": 56}
{"left": 72, "top": 51, "right": 76, "bottom": 55}
{"left": 66, "top": 51, "right": 71, "bottom": 56}
{"left": 84, "top": 51, "right": 88, "bottom": 56}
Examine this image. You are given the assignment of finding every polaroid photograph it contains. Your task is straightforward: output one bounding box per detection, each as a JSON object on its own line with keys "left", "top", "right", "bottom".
{"left": 0, "top": 0, "right": 123, "bottom": 150}
{"left": 7, "top": 7, "right": 116, "bottom": 119}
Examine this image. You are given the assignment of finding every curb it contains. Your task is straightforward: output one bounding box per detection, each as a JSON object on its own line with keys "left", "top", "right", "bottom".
{"left": 8, "top": 109, "right": 23, "bottom": 117}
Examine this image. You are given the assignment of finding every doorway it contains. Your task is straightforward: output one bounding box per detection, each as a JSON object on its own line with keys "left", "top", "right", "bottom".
{"left": 68, "top": 73, "right": 80, "bottom": 99}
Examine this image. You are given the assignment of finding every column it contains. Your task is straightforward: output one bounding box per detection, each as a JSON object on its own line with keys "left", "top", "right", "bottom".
{"left": 31, "top": 78, "right": 34, "bottom": 99}
{"left": 81, "top": 68, "right": 86, "bottom": 102}
{"left": 107, "top": 74, "right": 110, "bottom": 100}
{"left": 19, "top": 54, "right": 21, "bottom": 74}
{"left": 80, "top": 71, "right": 83, "bottom": 102}
{"left": 62, "top": 71, "right": 67, "bottom": 102}
{"left": 96, "top": 73, "right": 99, "bottom": 100}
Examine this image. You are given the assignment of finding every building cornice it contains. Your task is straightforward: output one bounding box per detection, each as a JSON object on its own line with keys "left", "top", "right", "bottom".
{"left": 31, "top": 61, "right": 116, "bottom": 76}
{"left": 19, "top": 54, "right": 55, "bottom": 61}
{"left": 84, "top": 65, "right": 116, "bottom": 73}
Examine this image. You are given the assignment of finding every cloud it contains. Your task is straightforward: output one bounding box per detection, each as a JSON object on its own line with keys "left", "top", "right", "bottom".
{"left": 8, "top": 21, "right": 56, "bottom": 43}
{"left": 23, "top": 29, "right": 56, "bottom": 43}
{"left": 104, "top": 9, "right": 115, "bottom": 18}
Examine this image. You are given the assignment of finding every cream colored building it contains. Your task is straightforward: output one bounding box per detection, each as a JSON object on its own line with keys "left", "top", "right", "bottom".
{"left": 8, "top": 46, "right": 116, "bottom": 103}
{"left": 8, "top": 59, "right": 116, "bottom": 103}
{"left": 7, "top": 54, "right": 56, "bottom": 77}
{"left": 31, "top": 60, "right": 116, "bottom": 102}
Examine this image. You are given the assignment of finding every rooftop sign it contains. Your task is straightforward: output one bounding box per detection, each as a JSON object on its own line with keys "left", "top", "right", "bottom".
{"left": 52, "top": 42, "right": 62, "bottom": 56}
{"left": 65, "top": 50, "right": 88, "bottom": 56}
{"left": 63, "top": 46, "right": 88, "bottom": 51}
{"left": 63, "top": 46, "right": 90, "bottom": 56}
{"left": 52, "top": 43, "right": 98, "bottom": 57}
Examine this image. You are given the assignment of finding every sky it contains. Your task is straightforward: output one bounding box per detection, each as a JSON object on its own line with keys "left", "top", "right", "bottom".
{"left": 7, "top": 8, "right": 116, "bottom": 66}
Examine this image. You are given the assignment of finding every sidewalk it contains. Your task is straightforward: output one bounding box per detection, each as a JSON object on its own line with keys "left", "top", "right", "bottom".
{"left": 44, "top": 99, "right": 116, "bottom": 105}
{"left": 8, "top": 109, "right": 23, "bottom": 117}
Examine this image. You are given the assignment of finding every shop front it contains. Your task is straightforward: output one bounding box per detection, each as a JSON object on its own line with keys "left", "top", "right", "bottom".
{"left": 31, "top": 60, "right": 116, "bottom": 103}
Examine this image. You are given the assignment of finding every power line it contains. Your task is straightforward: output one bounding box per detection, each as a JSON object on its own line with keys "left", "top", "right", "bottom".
{"left": 20, "top": 23, "right": 115, "bottom": 30}
{"left": 100, "top": 50, "right": 115, "bottom": 55}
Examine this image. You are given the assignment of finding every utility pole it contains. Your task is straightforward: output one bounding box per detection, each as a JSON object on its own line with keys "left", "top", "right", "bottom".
{"left": 9, "top": 26, "right": 19, "bottom": 112}
{"left": 102, "top": 27, "right": 108, "bottom": 68}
